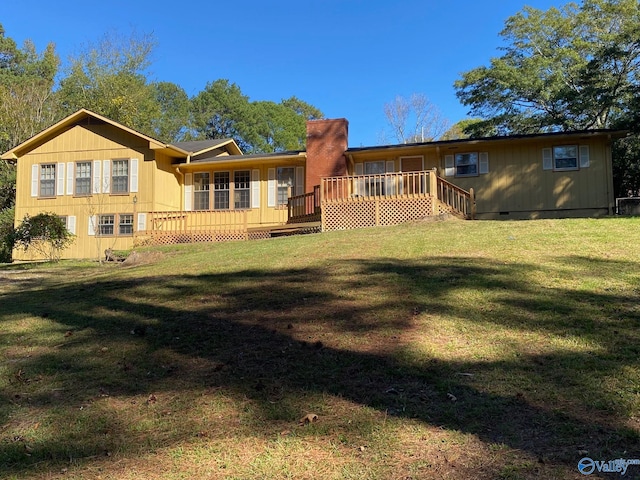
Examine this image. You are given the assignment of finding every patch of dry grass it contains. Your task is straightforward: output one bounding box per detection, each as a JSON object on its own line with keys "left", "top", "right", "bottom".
{"left": 1, "top": 218, "right": 639, "bottom": 479}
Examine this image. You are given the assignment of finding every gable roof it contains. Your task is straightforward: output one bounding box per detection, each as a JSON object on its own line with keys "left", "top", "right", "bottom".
{"left": 1, "top": 109, "right": 169, "bottom": 160}
{"left": 171, "top": 139, "right": 242, "bottom": 157}
{"left": 0, "top": 109, "right": 242, "bottom": 161}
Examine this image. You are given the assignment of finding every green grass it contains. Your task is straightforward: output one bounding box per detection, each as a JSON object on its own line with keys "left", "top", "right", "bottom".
{"left": 1, "top": 217, "right": 640, "bottom": 479}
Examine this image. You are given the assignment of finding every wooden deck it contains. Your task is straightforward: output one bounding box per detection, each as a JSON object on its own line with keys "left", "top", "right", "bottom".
{"left": 137, "top": 170, "right": 473, "bottom": 246}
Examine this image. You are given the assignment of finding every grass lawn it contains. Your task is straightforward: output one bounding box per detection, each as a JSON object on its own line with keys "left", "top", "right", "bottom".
{"left": 1, "top": 217, "right": 639, "bottom": 479}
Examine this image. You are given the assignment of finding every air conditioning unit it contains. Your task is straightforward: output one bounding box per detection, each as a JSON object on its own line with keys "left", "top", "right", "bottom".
{"left": 616, "top": 197, "right": 640, "bottom": 215}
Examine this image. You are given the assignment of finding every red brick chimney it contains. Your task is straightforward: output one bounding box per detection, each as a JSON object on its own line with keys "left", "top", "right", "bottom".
{"left": 305, "top": 118, "right": 349, "bottom": 193}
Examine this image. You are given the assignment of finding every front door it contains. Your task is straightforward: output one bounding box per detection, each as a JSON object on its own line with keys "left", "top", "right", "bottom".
{"left": 401, "top": 156, "right": 425, "bottom": 194}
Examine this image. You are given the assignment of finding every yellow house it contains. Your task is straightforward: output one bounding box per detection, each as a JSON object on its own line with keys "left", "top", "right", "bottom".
{"left": 1, "top": 110, "right": 626, "bottom": 260}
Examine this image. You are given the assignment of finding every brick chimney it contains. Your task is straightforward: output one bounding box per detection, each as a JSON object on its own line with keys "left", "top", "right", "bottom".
{"left": 305, "top": 118, "right": 349, "bottom": 193}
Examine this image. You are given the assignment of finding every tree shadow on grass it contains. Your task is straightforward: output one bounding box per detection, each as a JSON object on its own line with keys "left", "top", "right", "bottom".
{"left": 1, "top": 256, "right": 639, "bottom": 478}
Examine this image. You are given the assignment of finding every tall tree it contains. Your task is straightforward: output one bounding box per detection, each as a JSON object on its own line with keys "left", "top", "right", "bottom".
{"left": 252, "top": 101, "right": 304, "bottom": 152}
{"left": 0, "top": 24, "right": 58, "bottom": 262}
{"left": 382, "top": 94, "right": 450, "bottom": 144}
{"left": 190, "top": 79, "right": 255, "bottom": 151}
{"left": 454, "top": 0, "right": 640, "bottom": 136}
{"left": 0, "top": 24, "right": 59, "bottom": 153}
{"left": 150, "top": 81, "right": 190, "bottom": 142}
{"left": 57, "top": 31, "right": 160, "bottom": 136}
{"left": 190, "top": 81, "right": 323, "bottom": 153}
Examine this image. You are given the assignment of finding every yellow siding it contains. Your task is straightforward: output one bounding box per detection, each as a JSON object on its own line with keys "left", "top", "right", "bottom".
{"left": 442, "top": 138, "right": 612, "bottom": 217}
{"left": 182, "top": 160, "right": 304, "bottom": 228}
{"left": 349, "top": 136, "right": 613, "bottom": 219}
{"left": 152, "top": 152, "right": 182, "bottom": 211}
{"left": 11, "top": 113, "right": 616, "bottom": 260}
{"left": 13, "top": 124, "right": 161, "bottom": 260}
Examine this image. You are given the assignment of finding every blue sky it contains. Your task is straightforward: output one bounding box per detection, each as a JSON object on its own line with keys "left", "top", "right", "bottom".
{"left": 3, "top": 0, "right": 562, "bottom": 147}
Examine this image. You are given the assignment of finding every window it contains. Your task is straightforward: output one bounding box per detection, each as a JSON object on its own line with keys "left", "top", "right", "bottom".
{"left": 364, "top": 161, "right": 385, "bottom": 196}
{"left": 214, "top": 172, "right": 230, "bottom": 209}
{"left": 75, "top": 161, "right": 92, "bottom": 195}
{"left": 98, "top": 214, "right": 115, "bottom": 236}
{"left": 553, "top": 145, "right": 578, "bottom": 170}
{"left": 455, "top": 153, "right": 478, "bottom": 177}
{"left": 119, "top": 214, "right": 133, "bottom": 235}
{"left": 194, "top": 173, "right": 210, "bottom": 210}
{"left": 111, "top": 159, "right": 129, "bottom": 193}
{"left": 277, "top": 167, "right": 295, "bottom": 205}
{"left": 234, "top": 170, "right": 250, "bottom": 209}
{"left": 96, "top": 214, "right": 133, "bottom": 236}
{"left": 40, "top": 164, "right": 56, "bottom": 197}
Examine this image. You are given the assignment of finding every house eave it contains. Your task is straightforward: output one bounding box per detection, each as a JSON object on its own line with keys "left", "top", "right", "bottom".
{"left": 345, "top": 129, "right": 629, "bottom": 156}
{"left": 175, "top": 151, "right": 307, "bottom": 169}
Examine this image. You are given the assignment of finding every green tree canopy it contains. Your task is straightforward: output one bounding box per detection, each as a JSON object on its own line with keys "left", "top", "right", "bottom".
{"left": 454, "top": 0, "right": 640, "bottom": 136}
{"left": 13, "top": 212, "right": 74, "bottom": 262}
{"left": 0, "top": 23, "right": 59, "bottom": 153}
{"left": 189, "top": 79, "right": 255, "bottom": 151}
{"left": 57, "top": 31, "right": 161, "bottom": 136}
{"left": 150, "top": 81, "right": 190, "bottom": 142}
{"left": 190, "top": 81, "right": 323, "bottom": 153}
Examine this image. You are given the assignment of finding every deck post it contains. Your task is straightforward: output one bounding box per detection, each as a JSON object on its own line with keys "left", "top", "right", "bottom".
{"left": 469, "top": 188, "right": 477, "bottom": 220}
{"left": 429, "top": 168, "right": 438, "bottom": 197}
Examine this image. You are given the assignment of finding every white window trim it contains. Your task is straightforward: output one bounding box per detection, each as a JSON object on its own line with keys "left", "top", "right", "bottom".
{"left": 454, "top": 152, "right": 479, "bottom": 177}
{"left": 544, "top": 145, "right": 588, "bottom": 172}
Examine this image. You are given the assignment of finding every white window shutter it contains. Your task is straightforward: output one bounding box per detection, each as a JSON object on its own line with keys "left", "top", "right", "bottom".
{"left": 251, "top": 169, "right": 260, "bottom": 208}
{"left": 295, "top": 166, "right": 304, "bottom": 196}
{"left": 579, "top": 145, "right": 590, "bottom": 168}
{"left": 31, "top": 164, "right": 39, "bottom": 197}
{"left": 130, "top": 158, "right": 139, "bottom": 192}
{"left": 88, "top": 215, "right": 97, "bottom": 236}
{"left": 542, "top": 148, "right": 553, "bottom": 170}
{"left": 56, "top": 163, "right": 65, "bottom": 196}
{"left": 67, "top": 216, "right": 76, "bottom": 235}
{"left": 102, "top": 160, "right": 111, "bottom": 193}
{"left": 479, "top": 152, "right": 489, "bottom": 174}
{"left": 385, "top": 160, "right": 395, "bottom": 173}
{"left": 137, "top": 212, "right": 147, "bottom": 232}
{"left": 66, "top": 162, "right": 74, "bottom": 195}
{"left": 92, "top": 160, "right": 101, "bottom": 194}
{"left": 444, "top": 155, "right": 455, "bottom": 177}
{"left": 354, "top": 163, "right": 363, "bottom": 175}
{"left": 267, "top": 168, "right": 276, "bottom": 207}
{"left": 184, "top": 173, "right": 193, "bottom": 211}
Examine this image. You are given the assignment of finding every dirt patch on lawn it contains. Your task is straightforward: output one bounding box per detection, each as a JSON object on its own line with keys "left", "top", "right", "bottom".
{"left": 121, "top": 251, "right": 165, "bottom": 267}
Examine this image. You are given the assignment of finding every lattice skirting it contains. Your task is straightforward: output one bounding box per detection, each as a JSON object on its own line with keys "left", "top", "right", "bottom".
{"left": 322, "top": 197, "right": 435, "bottom": 231}
{"left": 138, "top": 231, "right": 249, "bottom": 246}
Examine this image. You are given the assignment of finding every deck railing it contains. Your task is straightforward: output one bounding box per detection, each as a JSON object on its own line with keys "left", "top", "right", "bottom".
{"left": 321, "top": 170, "right": 436, "bottom": 203}
{"left": 318, "top": 170, "right": 474, "bottom": 219}
{"left": 436, "top": 177, "right": 476, "bottom": 219}
{"left": 145, "top": 210, "right": 248, "bottom": 234}
{"left": 287, "top": 185, "right": 321, "bottom": 222}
